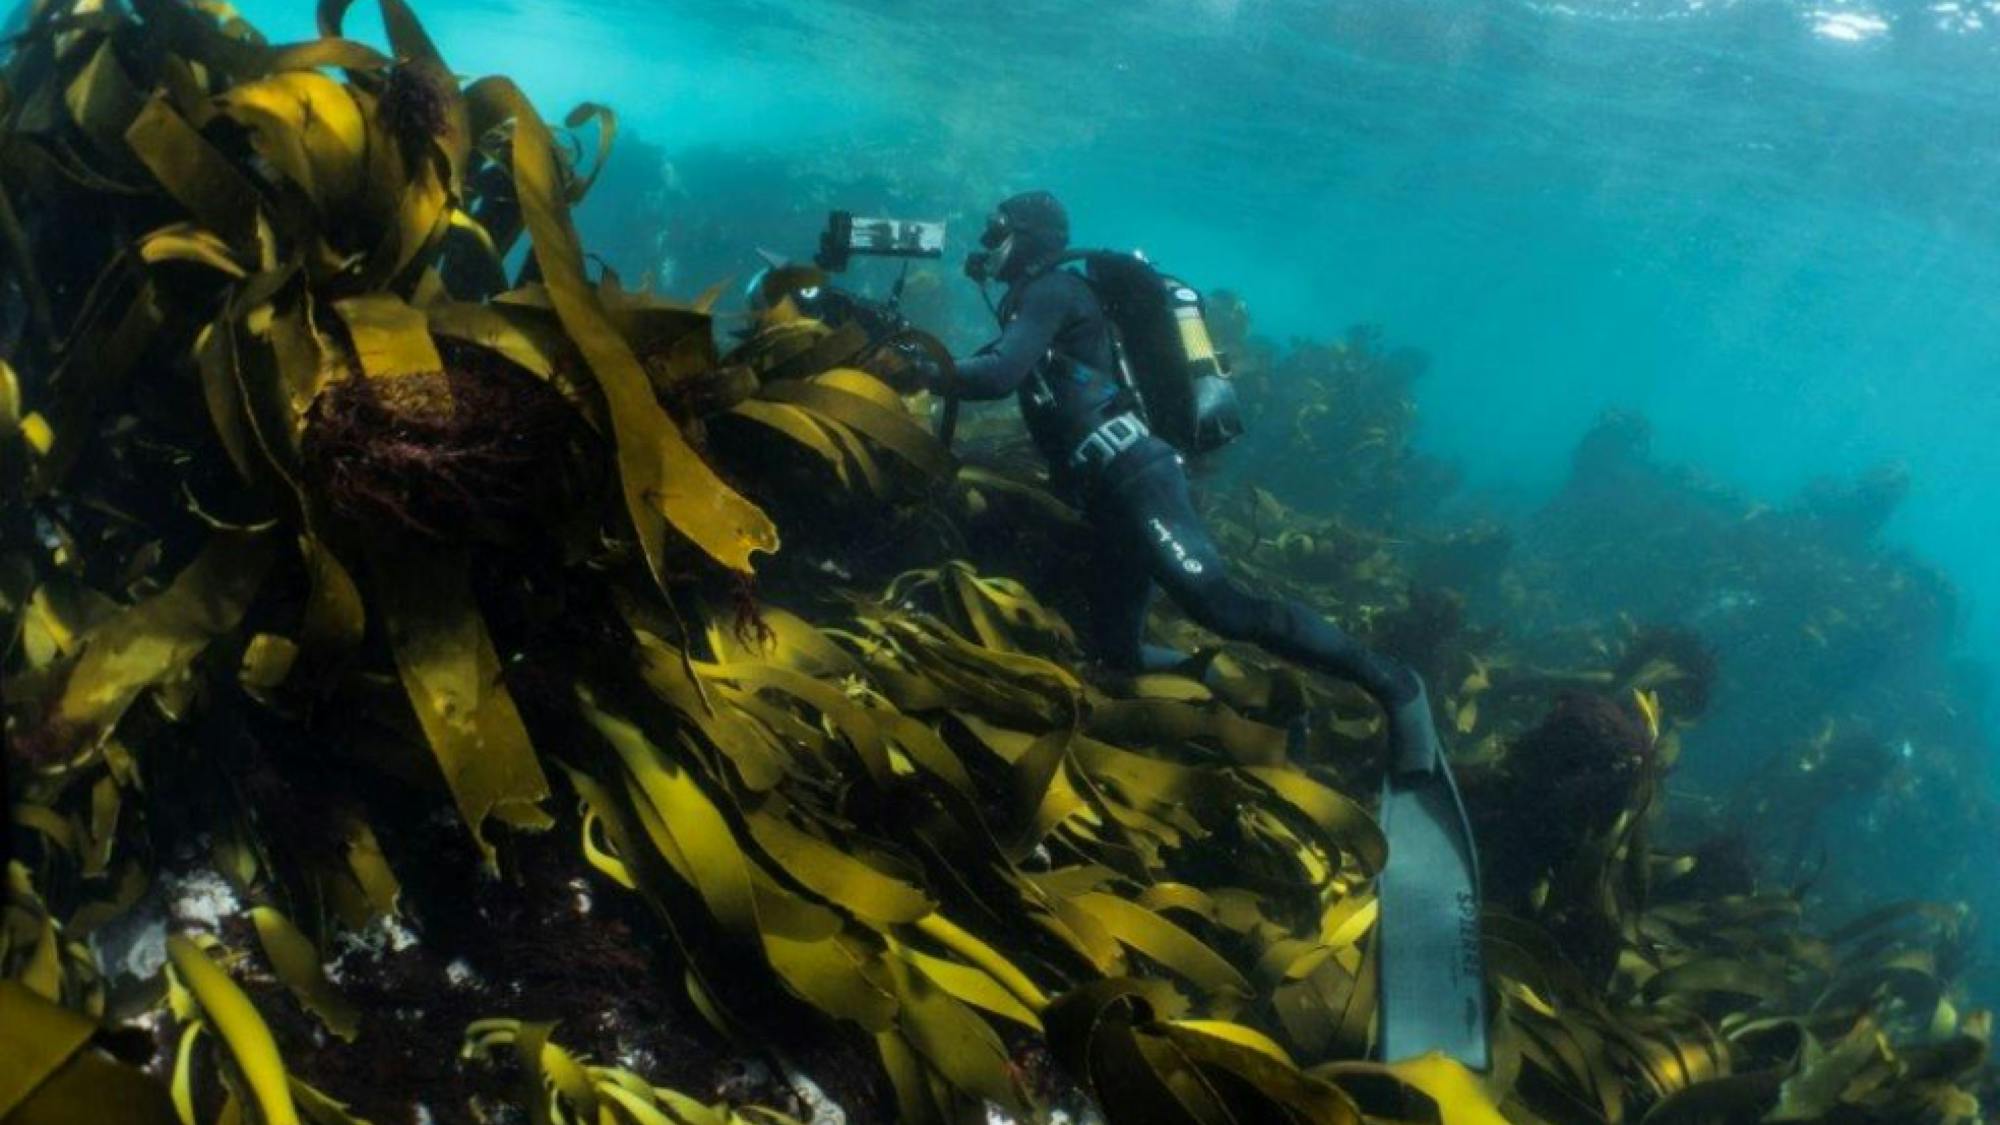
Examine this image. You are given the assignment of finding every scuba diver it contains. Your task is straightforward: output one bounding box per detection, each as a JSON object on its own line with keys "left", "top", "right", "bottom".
{"left": 937, "top": 191, "right": 1490, "bottom": 1070}
{"left": 941, "top": 192, "right": 1428, "bottom": 744}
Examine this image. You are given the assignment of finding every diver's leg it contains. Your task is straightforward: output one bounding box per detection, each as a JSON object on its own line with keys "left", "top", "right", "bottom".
{"left": 1110, "top": 452, "right": 1418, "bottom": 707}
{"left": 1100, "top": 454, "right": 1486, "bottom": 1065}
{"left": 1080, "top": 532, "right": 1156, "bottom": 672}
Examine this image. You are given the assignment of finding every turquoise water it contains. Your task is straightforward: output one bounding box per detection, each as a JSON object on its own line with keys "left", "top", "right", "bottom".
{"left": 3, "top": 4, "right": 1993, "bottom": 1108}
{"left": 239, "top": 0, "right": 2000, "bottom": 718}
{"left": 237, "top": 0, "right": 1998, "bottom": 852}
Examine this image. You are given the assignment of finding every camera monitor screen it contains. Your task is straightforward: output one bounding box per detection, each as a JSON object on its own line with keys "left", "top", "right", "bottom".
{"left": 847, "top": 216, "right": 946, "bottom": 258}
{"left": 818, "top": 211, "right": 946, "bottom": 271}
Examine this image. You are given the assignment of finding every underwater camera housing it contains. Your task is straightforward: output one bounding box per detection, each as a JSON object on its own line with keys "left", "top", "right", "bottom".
{"left": 815, "top": 210, "right": 947, "bottom": 273}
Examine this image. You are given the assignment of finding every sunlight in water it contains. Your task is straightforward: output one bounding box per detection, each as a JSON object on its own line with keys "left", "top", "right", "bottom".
{"left": 1811, "top": 7, "right": 1891, "bottom": 41}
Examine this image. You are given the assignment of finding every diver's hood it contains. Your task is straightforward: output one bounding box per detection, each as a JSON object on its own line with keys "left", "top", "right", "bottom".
{"left": 982, "top": 191, "right": 1070, "bottom": 283}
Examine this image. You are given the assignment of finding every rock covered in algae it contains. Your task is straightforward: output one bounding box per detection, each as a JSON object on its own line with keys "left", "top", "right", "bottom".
{"left": 301, "top": 341, "right": 593, "bottom": 545}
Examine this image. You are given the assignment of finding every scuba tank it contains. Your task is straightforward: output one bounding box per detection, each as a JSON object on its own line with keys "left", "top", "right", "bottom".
{"left": 1051, "top": 251, "right": 1245, "bottom": 456}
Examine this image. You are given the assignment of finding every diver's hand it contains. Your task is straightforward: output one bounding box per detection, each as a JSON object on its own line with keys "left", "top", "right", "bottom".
{"left": 922, "top": 351, "right": 955, "bottom": 395}
{"left": 863, "top": 339, "right": 942, "bottom": 395}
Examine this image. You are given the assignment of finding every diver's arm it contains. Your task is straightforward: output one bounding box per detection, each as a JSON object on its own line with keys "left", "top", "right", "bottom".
{"left": 936, "top": 278, "right": 1071, "bottom": 401}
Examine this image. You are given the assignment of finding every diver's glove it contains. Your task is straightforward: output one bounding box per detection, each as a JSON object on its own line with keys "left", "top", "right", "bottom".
{"left": 877, "top": 339, "right": 945, "bottom": 395}
{"left": 910, "top": 349, "right": 948, "bottom": 395}
{"left": 928, "top": 344, "right": 993, "bottom": 397}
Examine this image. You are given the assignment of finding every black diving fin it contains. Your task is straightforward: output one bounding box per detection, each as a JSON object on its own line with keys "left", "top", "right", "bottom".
{"left": 1376, "top": 678, "right": 1491, "bottom": 1070}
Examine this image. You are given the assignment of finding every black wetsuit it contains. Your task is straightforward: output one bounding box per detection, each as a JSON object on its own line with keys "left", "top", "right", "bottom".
{"left": 956, "top": 270, "right": 1127, "bottom": 483}
{"left": 949, "top": 268, "right": 1415, "bottom": 702}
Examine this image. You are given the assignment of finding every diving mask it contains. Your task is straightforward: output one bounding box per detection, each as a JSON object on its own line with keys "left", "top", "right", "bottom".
{"left": 964, "top": 209, "right": 1016, "bottom": 283}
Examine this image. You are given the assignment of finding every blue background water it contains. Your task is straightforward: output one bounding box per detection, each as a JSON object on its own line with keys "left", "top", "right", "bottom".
{"left": 241, "top": 0, "right": 1998, "bottom": 825}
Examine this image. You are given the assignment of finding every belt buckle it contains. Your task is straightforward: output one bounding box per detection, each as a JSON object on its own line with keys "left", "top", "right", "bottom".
{"left": 1074, "top": 431, "right": 1111, "bottom": 469}
{"left": 1072, "top": 412, "right": 1144, "bottom": 470}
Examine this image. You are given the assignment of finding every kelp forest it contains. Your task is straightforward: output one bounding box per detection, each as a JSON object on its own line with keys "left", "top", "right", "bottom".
{"left": 1, "top": 2, "right": 1994, "bottom": 1124}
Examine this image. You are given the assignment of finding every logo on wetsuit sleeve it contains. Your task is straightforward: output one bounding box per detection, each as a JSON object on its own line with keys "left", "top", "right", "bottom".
{"left": 1148, "top": 518, "right": 1206, "bottom": 575}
